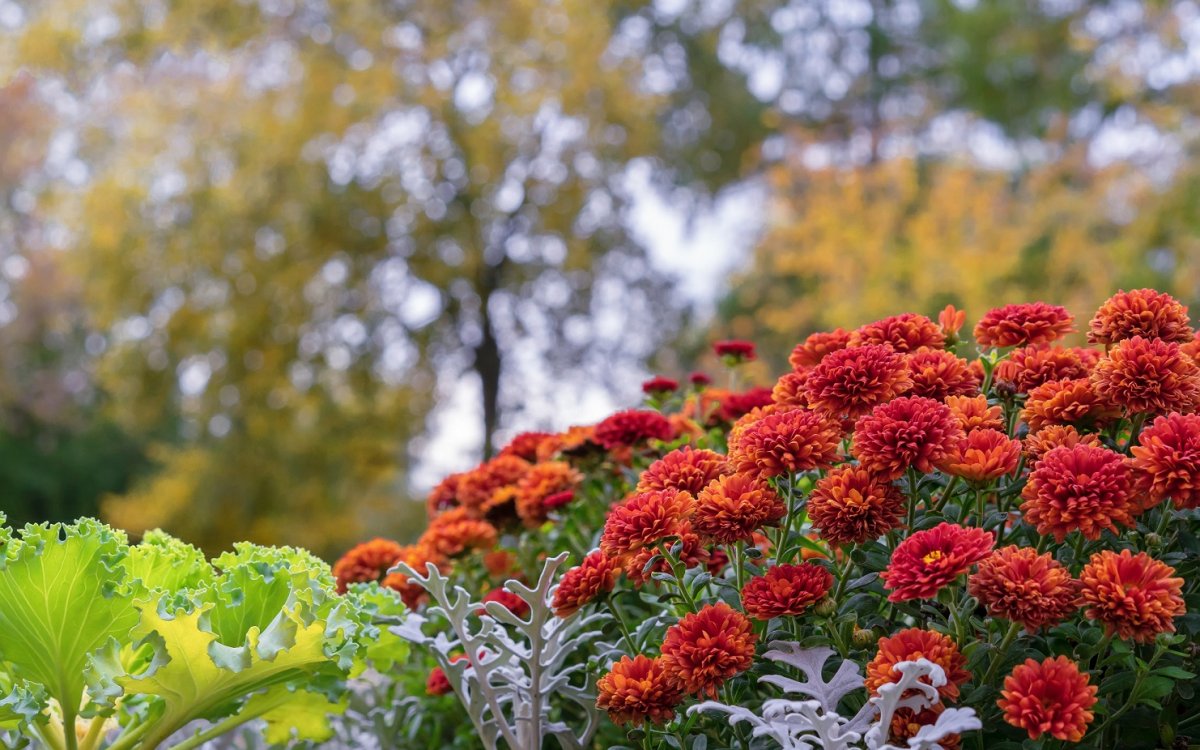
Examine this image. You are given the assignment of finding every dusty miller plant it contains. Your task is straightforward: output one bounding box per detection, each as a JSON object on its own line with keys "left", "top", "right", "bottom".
{"left": 391, "top": 552, "right": 607, "bottom": 750}
{"left": 690, "top": 644, "right": 980, "bottom": 750}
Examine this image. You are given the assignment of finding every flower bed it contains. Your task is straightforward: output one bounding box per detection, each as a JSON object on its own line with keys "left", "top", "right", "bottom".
{"left": 339, "top": 290, "right": 1200, "bottom": 750}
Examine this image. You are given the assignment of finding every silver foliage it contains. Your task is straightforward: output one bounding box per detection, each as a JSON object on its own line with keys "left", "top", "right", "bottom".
{"left": 690, "top": 643, "right": 980, "bottom": 750}
{"left": 391, "top": 552, "right": 607, "bottom": 750}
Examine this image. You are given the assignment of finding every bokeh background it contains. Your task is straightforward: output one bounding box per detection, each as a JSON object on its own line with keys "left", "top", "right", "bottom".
{"left": 3, "top": 0, "right": 1200, "bottom": 557}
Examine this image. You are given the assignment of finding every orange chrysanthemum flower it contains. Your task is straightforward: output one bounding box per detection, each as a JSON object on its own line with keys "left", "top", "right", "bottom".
{"left": 535, "top": 424, "right": 597, "bottom": 461}
{"left": 740, "top": 563, "right": 833, "bottom": 620}
{"left": 692, "top": 472, "right": 786, "bottom": 544}
{"left": 882, "top": 522, "right": 994, "bottom": 602}
{"left": 623, "top": 529, "right": 710, "bottom": 586}
{"left": 594, "top": 409, "right": 676, "bottom": 450}
{"left": 514, "top": 461, "right": 582, "bottom": 527}
{"left": 637, "top": 447, "right": 731, "bottom": 495}
{"left": 890, "top": 706, "right": 961, "bottom": 750}
{"left": 789, "top": 328, "right": 852, "bottom": 369}
{"left": 808, "top": 466, "right": 905, "bottom": 546}
{"left": 851, "top": 313, "right": 946, "bottom": 352}
{"left": 852, "top": 396, "right": 965, "bottom": 480}
{"left": 600, "top": 489, "right": 694, "bottom": 559}
{"left": 937, "top": 428, "right": 1021, "bottom": 482}
{"left": 866, "top": 628, "right": 970, "bottom": 701}
{"left": 333, "top": 538, "right": 406, "bottom": 594}
{"left": 968, "top": 546, "right": 1079, "bottom": 631}
{"left": 938, "top": 305, "right": 966, "bottom": 337}
{"left": 1183, "top": 330, "right": 1200, "bottom": 362}
{"left": 1019, "top": 444, "right": 1135, "bottom": 542}
{"left": 1021, "top": 378, "right": 1117, "bottom": 432}
{"left": 457, "top": 455, "right": 532, "bottom": 513}
{"left": 998, "top": 656, "right": 1098, "bottom": 742}
{"left": 992, "top": 345, "right": 1092, "bottom": 393}
{"left": 1023, "top": 425, "right": 1103, "bottom": 465}
{"left": 1088, "top": 288, "right": 1193, "bottom": 345}
{"left": 552, "top": 550, "right": 619, "bottom": 617}
{"left": 596, "top": 655, "right": 683, "bottom": 727}
{"left": 1091, "top": 336, "right": 1200, "bottom": 415}
{"left": 661, "top": 603, "right": 757, "bottom": 698}
{"left": 804, "top": 344, "right": 913, "bottom": 418}
{"left": 420, "top": 508, "right": 500, "bottom": 557}
{"left": 974, "top": 302, "right": 1074, "bottom": 348}
{"left": 905, "top": 348, "right": 980, "bottom": 400}
{"left": 945, "top": 394, "right": 1004, "bottom": 433}
{"left": 771, "top": 369, "right": 811, "bottom": 408}
{"left": 380, "top": 544, "right": 449, "bottom": 609}
{"left": 1079, "top": 549, "right": 1185, "bottom": 643}
{"left": 1131, "top": 412, "right": 1200, "bottom": 509}
{"left": 498, "top": 431, "right": 556, "bottom": 461}
{"left": 727, "top": 407, "right": 843, "bottom": 478}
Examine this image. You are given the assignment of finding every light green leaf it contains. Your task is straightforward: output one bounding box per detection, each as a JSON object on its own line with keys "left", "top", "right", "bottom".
{"left": 242, "top": 685, "right": 347, "bottom": 745}
{"left": 0, "top": 519, "right": 138, "bottom": 728}
{"left": 126, "top": 529, "right": 212, "bottom": 594}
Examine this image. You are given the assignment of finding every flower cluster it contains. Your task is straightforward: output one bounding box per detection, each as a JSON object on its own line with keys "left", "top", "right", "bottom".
{"left": 339, "top": 292, "right": 1199, "bottom": 750}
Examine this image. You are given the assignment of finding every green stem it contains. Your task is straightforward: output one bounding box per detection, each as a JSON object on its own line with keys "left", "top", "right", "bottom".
{"left": 78, "top": 717, "right": 108, "bottom": 750}
{"left": 980, "top": 621, "right": 1022, "bottom": 687}
{"left": 932, "top": 476, "right": 960, "bottom": 514}
{"left": 609, "top": 593, "right": 639, "bottom": 653}
{"left": 31, "top": 720, "right": 66, "bottom": 750}
{"left": 733, "top": 540, "right": 747, "bottom": 594}
{"left": 830, "top": 552, "right": 855, "bottom": 604}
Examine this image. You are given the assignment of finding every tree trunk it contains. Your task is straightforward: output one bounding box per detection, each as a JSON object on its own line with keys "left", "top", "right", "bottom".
{"left": 474, "top": 262, "right": 503, "bottom": 458}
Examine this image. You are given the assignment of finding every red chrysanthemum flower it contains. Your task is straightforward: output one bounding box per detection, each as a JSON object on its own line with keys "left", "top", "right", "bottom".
{"left": 998, "top": 656, "right": 1098, "bottom": 742}
{"left": 937, "top": 428, "right": 1021, "bottom": 483}
{"left": 852, "top": 313, "right": 946, "bottom": 352}
{"left": 771, "top": 369, "right": 811, "bottom": 408}
{"left": 713, "top": 339, "right": 757, "bottom": 362}
{"left": 594, "top": 409, "right": 676, "bottom": 451}
{"left": 426, "top": 472, "right": 464, "bottom": 515}
{"left": 596, "top": 655, "right": 683, "bottom": 727}
{"left": 457, "top": 455, "right": 532, "bottom": 513}
{"left": 1091, "top": 336, "right": 1200, "bottom": 415}
{"left": 552, "top": 550, "right": 619, "bottom": 617}
{"left": 790, "top": 328, "right": 852, "bottom": 369}
{"left": 642, "top": 376, "right": 680, "bottom": 394}
{"left": 968, "top": 546, "right": 1079, "bottom": 631}
{"left": 514, "top": 461, "right": 582, "bottom": 527}
{"left": 717, "top": 387, "right": 776, "bottom": 422}
{"left": 882, "top": 522, "right": 994, "bottom": 602}
{"left": 333, "top": 538, "right": 406, "bottom": 594}
{"left": 637, "top": 447, "right": 731, "bottom": 495}
{"left": 992, "top": 345, "right": 1092, "bottom": 393}
{"left": 804, "top": 344, "right": 913, "bottom": 418}
{"left": 945, "top": 394, "right": 1004, "bottom": 433}
{"left": 544, "top": 490, "right": 574, "bottom": 510}
{"left": 808, "top": 466, "right": 905, "bottom": 546}
{"left": 1131, "top": 412, "right": 1200, "bottom": 509}
{"left": 1023, "top": 425, "right": 1103, "bottom": 465}
{"left": 905, "top": 348, "right": 980, "bottom": 400}
{"left": 727, "top": 407, "right": 843, "bottom": 479}
{"left": 498, "top": 431, "right": 556, "bottom": 461}
{"left": 479, "top": 588, "right": 531, "bottom": 619}
{"left": 689, "top": 371, "right": 712, "bottom": 387}
{"left": 974, "top": 302, "right": 1074, "bottom": 348}
{"left": 938, "top": 304, "right": 966, "bottom": 337}
{"left": 740, "top": 563, "right": 834, "bottom": 620}
{"left": 1020, "top": 444, "right": 1135, "bottom": 542}
{"left": 661, "top": 603, "right": 757, "bottom": 698}
{"left": 692, "top": 472, "right": 787, "bottom": 544}
{"left": 1021, "top": 378, "right": 1117, "bottom": 433}
{"left": 600, "top": 489, "right": 694, "bottom": 559}
{"left": 1089, "top": 288, "right": 1193, "bottom": 345}
{"left": 426, "top": 665, "right": 453, "bottom": 696}
{"left": 890, "top": 706, "right": 961, "bottom": 750}
{"left": 1079, "top": 549, "right": 1185, "bottom": 643}
{"left": 852, "top": 396, "right": 965, "bottom": 480}
{"left": 866, "top": 628, "right": 970, "bottom": 701}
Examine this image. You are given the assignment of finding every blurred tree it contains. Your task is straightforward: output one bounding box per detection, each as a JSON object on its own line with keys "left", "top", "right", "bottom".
{"left": 0, "top": 76, "right": 150, "bottom": 526}
{"left": 717, "top": 150, "right": 1200, "bottom": 373}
